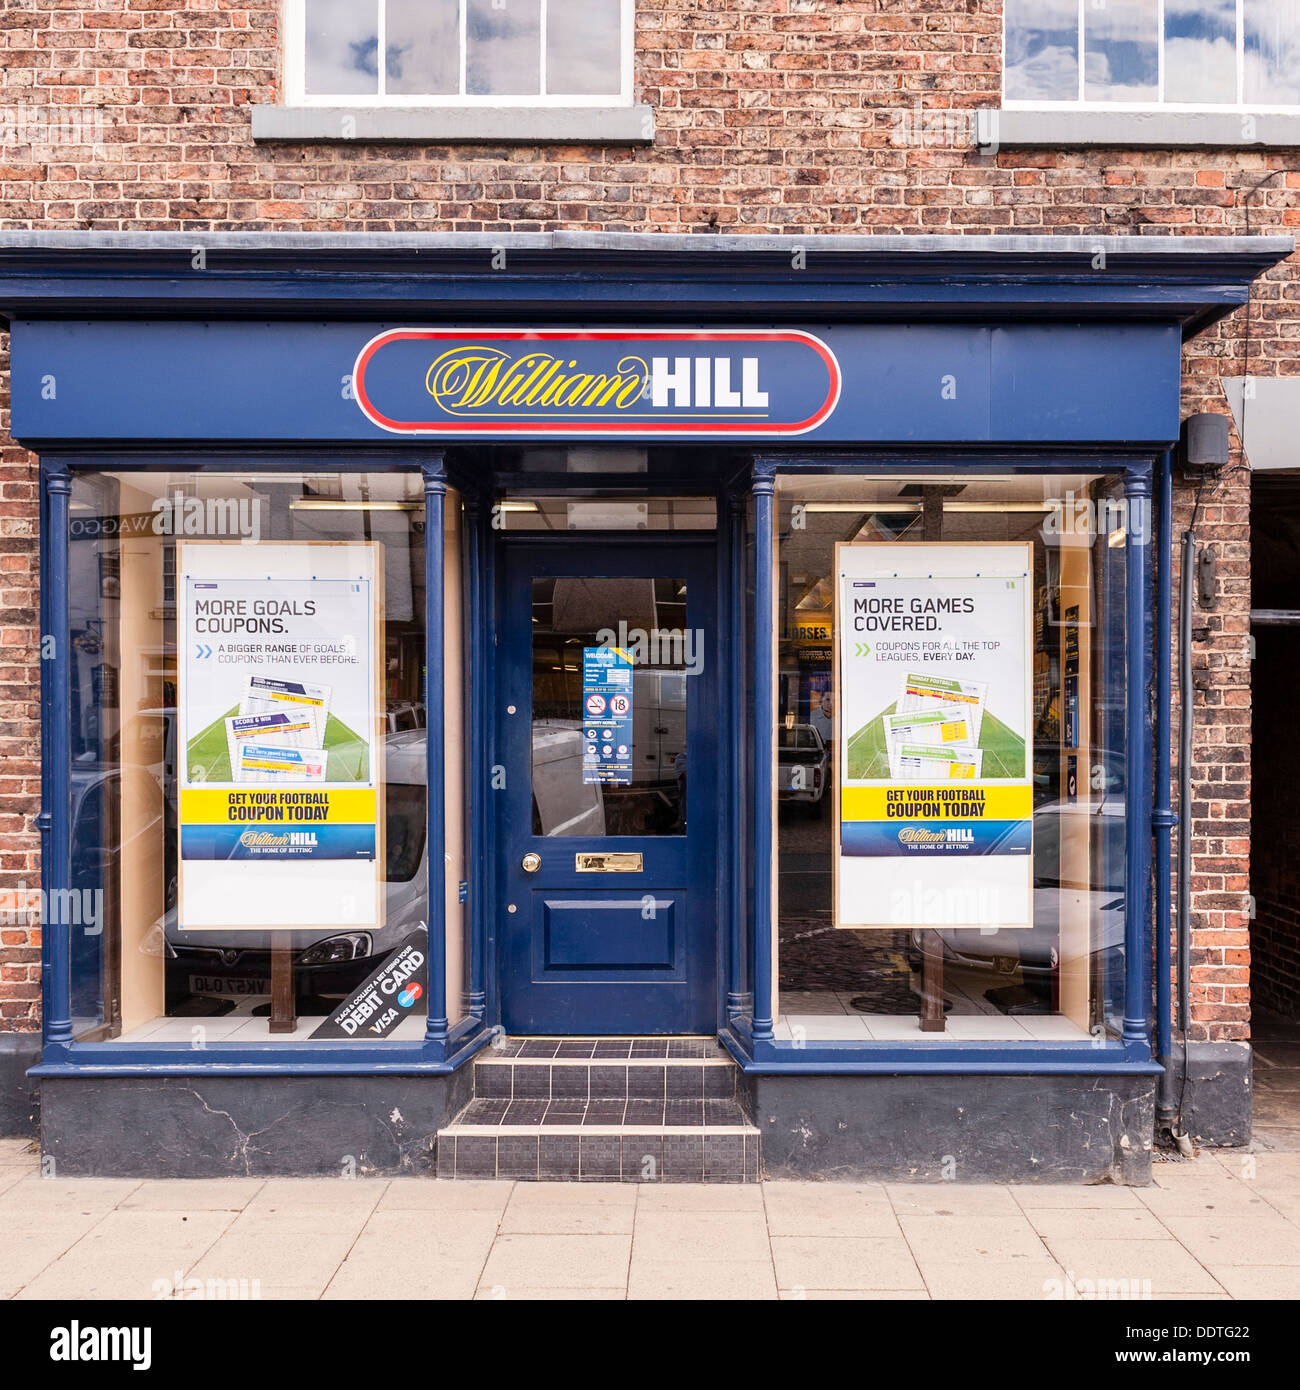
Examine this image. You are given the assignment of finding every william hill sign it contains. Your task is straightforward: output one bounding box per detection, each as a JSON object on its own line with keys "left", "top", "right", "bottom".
{"left": 353, "top": 328, "right": 841, "bottom": 437}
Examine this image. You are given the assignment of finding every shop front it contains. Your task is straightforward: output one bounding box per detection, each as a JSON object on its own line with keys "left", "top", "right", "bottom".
{"left": 6, "top": 231, "right": 1287, "bottom": 1181}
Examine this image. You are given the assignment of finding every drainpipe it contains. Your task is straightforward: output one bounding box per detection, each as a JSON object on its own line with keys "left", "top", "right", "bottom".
{"left": 1178, "top": 526, "right": 1194, "bottom": 1043}
{"left": 1153, "top": 450, "right": 1178, "bottom": 1132}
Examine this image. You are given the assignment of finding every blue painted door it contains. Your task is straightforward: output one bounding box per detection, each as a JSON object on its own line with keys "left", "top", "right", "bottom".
{"left": 498, "top": 539, "right": 718, "bottom": 1035}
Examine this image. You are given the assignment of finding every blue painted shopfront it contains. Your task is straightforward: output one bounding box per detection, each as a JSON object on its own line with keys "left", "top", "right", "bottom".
{"left": 4, "top": 231, "right": 1287, "bottom": 1088}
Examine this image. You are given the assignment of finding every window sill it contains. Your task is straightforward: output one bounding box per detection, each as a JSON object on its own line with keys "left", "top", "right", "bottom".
{"left": 993, "top": 107, "right": 1300, "bottom": 148}
{"left": 250, "top": 104, "right": 654, "bottom": 145}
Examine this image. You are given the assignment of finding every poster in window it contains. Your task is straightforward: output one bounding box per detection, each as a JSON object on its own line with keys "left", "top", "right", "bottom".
{"left": 176, "top": 541, "right": 384, "bottom": 931}
{"left": 834, "top": 542, "right": 1033, "bottom": 931}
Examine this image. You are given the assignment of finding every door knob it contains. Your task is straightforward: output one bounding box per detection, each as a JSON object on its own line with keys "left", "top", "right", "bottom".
{"left": 521, "top": 852, "right": 542, "bottom": 874}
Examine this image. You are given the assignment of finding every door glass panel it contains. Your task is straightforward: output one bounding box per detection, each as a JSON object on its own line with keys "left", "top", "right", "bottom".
{"left": 531, "top": 576, "right": 692, "bottom": 837}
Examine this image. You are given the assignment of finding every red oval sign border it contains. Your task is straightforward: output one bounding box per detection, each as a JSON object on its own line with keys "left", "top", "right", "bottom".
{"left": 352, "top": 327, "right": 842, "bottom": 436}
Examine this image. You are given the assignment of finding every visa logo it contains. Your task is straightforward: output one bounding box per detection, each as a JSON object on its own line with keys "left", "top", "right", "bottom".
{"left": 651, "top": 356, "right": 769, "bottom": 409}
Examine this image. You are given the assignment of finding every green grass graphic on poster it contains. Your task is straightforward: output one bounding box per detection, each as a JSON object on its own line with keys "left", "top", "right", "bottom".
{"left": 845, "top": 701, "right": 1026, "bottom": 781}
{"left": 185, "top": 707, "right": 370, "bottom": 783}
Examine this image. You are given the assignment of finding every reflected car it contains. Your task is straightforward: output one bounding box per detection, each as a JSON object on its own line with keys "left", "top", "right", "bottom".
{"left": 156, "top": 725, "right": 430, "bottom": 1013}
{"left": 909, "top": 799, "right": 1126, "bottom": 981}
{"left": 778, "top": 723, "right": 829, "bottom": 815}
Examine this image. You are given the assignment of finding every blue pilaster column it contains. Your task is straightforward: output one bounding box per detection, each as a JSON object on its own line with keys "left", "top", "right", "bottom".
{"left": 42, "top": 460, "right": 73, "bottom": 1050}
{"left": 1123, "top": 464, "right": 1154, "bottom": 1054}
{"left": 423, "top": 463, "right": 449, "bottom": 1047}
{"left": 725, "top": 490, "right": 745, "bottom": 1019}
{"left": 464, "top": 491, "right": 486, "bottom": 1022}
{"left": 751, "top": 474, "right": 776, "bottom": 1043}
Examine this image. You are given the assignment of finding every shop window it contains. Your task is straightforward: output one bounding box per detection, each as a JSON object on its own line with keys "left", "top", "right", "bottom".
{"left": 1005, "top": 0, "right": 1300, "bottom": 107}
{"left": 773, "top": 474, "right": 1128, "bottom": 1044}
{"left": 289, "top": 0, "right": 631, "bottom": 105}
{"left": 66, "top": 470, "right": 466, "bottom": 1045}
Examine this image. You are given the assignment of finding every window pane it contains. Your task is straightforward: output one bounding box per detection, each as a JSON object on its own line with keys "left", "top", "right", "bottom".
{"left": 386, "top": 0, "right": 460, "bottom": 96}
{"left": 72, "top": 471, "right": 437, "bottom": 1044}
{"left": 466, "top": 0, "right": 541, "bottom": 97}
{"left": 774, "top": 475, "right": 1128, "bottom": 1044}
{"left": 1165, "top": 0, "right": 1237, "bottom": 105}
{"left": 1004, "top": 0, "right": 1080, "bottom": 102}
{"left": 303, "top": 0, "right": 380, "bottom": 97}
{"left": 547, "top": 0, "right": 621, "bottom": 96}
{"left": 1245, "top": 0, "right": 1300, "bottom": 105}
{"left": 1085, "top": 0, "right": 1158, "bottom": 102}
{"left": 531, "top": 577, "right": 690, "bottom": 837}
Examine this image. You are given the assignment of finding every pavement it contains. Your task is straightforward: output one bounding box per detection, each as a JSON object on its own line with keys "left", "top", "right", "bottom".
{"left": 2, "top": 1137, "right": 1299, "bottom": 1300}
{"left": 1252, "top": 1014, "right": 1300, "bottom": 1151}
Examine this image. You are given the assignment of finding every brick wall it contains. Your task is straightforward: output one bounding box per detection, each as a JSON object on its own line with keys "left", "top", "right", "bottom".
{"left": 0, "top": 0, "right": 1295, "bottom": 1040}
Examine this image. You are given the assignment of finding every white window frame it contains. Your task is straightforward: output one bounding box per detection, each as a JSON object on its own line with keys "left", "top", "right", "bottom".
{"left": 1002, "top": 0, "right": 1300, "bottom": 114}
{"left": 283, "top": 0, "right": 634, "bottom": 107}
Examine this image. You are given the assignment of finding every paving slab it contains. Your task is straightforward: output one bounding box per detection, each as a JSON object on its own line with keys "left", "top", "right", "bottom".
{"left": 480, "top": 1233, "right": 632, "bottom": 1290}
{"left": 1039, "top": 1238, "right": 1225, "bottom": 1295}
{"left": 1025, "top": 1207, "right": 1170, "bottom": 1240}
{"left": 899, "top": 1214, "right": 1052, "bottom": 1261}
{"left": 633, "top": 1210, "right": 771, "bottom": 1263}
{"left": 920, "top": 1260, "right": 1068, "bottom": 1301}
{"left": 1155, "top": 1214, "right": 1300, "bottom": 1267}
{"left": 769, "top": 1235, "right": 926, "bottom": 1292}
{"left": 499, "top": 1200, "right": 634, "bottom": 1235}
{"left": 628, "top": 1258, "right": 776, "bottom": 1300}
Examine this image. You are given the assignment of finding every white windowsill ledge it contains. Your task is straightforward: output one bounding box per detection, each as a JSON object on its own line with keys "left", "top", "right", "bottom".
{"left": 993, "top": 108, "right": 1300, "bottom": 148}
{"left": 251, "top": 104, "right": 655, "bottom": 145}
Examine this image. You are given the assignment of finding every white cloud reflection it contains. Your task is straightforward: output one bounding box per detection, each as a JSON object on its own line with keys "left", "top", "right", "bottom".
{"left": 304, "top": 0, "right": 379, "bottom": 96}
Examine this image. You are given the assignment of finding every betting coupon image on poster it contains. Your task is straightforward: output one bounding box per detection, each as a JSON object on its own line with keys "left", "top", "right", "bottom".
{"left": 176, "top": 541, "right": 384, "bottom": 932}
{"left": 834, "top": 542, "right": 1033, "bottom": 931}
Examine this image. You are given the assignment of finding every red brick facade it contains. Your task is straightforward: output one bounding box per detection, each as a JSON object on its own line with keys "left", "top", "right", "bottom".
{"left": 0, "top": 0, "right": 1295, "bottom": 1041}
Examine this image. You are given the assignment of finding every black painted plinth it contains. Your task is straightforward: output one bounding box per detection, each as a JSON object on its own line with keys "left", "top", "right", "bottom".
{"left": 0, "top": 1034, "right": 40, "bottom": 1136}
{"left": 753, "top": 1073, "right": 1156, "bottom": 1185}
{"left": 39, "top": 1070, "right": 471, "bottom": 1177}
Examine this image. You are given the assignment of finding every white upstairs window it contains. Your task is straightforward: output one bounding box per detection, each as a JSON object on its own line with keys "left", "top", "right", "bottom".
{"left": 285, "top": 0, "right": 633, "bottom": 106}
{"left": 1004, "top": 0, "right": 1300, "bottom": 110}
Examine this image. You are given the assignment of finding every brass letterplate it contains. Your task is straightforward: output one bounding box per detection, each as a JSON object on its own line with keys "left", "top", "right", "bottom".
{"left": 575, "top": 852, "right": 643, "bottom": 873}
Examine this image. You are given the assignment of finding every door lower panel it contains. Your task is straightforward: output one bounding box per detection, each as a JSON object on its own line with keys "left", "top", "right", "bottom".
{"left": 540, "top": 896, "right": 679, "bottom": 973}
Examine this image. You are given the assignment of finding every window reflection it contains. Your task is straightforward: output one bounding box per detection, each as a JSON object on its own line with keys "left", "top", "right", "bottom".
{"left": 304, "top": 0, "right": 380, "bottom": 97}
{"left": 775, "top": 477, "right": 1127, "bottom": 1043}
{"left": 531, "top": 577, "right": 690, "bottom": 837}
{"left": 1084, "top": 0, "right": 1158, "bottom": 103}
{"left": 1245, "top": 0, "right": 1300, "bottom": 105}
{"left": 1004, "top": 0, "right": 1079, "bottom": 102}
{"left": 1165, "top": 0, "right": 1236, "bottom": 105}
{"left": 466, "top": 0, "right": 541, "bottom": 97}
{"left": 386, "top": 0, "right": 459, "bottom": 96}
{"left": 547, "top": 0, "right": 622, "bottom": 97}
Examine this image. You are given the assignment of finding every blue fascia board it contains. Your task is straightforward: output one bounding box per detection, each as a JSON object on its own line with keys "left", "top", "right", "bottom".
{"left": 10, "top": 318, "right": 1183, "bottom": 446}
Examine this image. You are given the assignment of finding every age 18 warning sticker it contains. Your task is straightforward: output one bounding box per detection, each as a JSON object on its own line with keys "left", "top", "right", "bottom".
{"left": 582, "top": 646, "right": 634, "bottom": 785}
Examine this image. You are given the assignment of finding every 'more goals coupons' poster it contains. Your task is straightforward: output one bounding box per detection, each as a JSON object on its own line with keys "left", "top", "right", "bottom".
{"left": 177, "top": 541, "right": 383, "bottom": 931}
{"left": 834, "top": 542, "right": 1033, "bottom": 931}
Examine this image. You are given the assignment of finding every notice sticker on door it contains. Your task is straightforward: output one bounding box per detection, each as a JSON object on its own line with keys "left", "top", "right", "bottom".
{"left": 582, "top": 647, "right": 634, "bottom": 785}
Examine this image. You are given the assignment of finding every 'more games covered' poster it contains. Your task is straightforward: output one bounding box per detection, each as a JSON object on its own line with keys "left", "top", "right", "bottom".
{"left": 177, "top": 542, "right": 383, "bottom": 931}
{"left": 834, "top": 543, "right": 1033, "bottom": 931}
